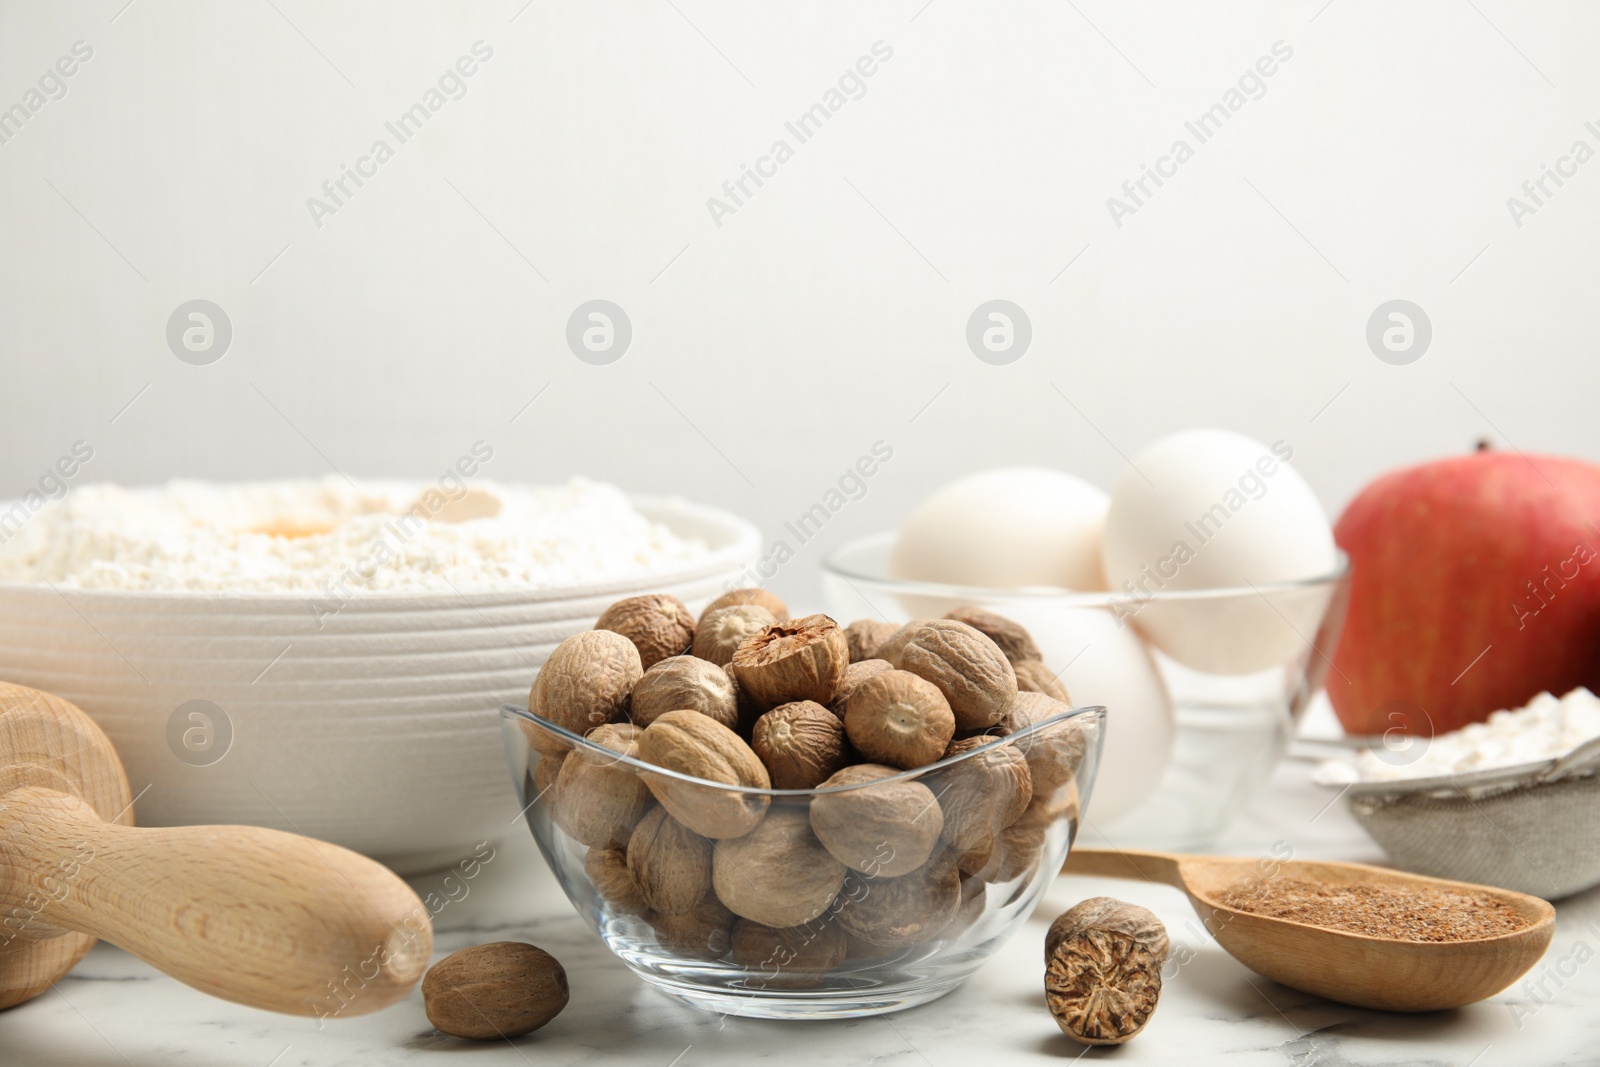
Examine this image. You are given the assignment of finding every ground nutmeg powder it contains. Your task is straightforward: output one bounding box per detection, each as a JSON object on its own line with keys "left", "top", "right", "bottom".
{"left": 1215, "top": 877, "right": 1529, "bottom": 942}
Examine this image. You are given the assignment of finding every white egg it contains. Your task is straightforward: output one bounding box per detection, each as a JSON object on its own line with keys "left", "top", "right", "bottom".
{"left": 890, "top": 467, "right": 1108, "bottom": 590}
{"left": 1101, "top": 429, "right": 1337, "bottom": 674}
{"left": 993, "top": 603, "right": 1175, "bottom": 825}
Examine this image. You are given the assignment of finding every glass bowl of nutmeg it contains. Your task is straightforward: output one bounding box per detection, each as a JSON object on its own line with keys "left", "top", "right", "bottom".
{"left": 500, "top": 591, "right": 1105, "bottom": 1019}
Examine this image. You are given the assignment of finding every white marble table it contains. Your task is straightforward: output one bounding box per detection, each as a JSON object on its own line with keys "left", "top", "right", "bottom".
{"left": 5, "top": 715, "right": 1596, "bottom": 1067}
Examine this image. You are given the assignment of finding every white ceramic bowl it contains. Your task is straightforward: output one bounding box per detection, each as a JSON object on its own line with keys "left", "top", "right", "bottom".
{"left": 0, "top": 497, "right": 758, "bottom": 874}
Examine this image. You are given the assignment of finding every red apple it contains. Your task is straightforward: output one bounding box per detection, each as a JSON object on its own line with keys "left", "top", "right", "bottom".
{"left": 1331, "top": 448, "right": 1600, "bottom": 736}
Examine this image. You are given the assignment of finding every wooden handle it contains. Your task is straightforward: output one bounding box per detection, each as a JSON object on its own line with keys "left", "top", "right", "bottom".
{"left": 0, "top": 787, "right": 431, "bottom": 1018}
{"left": 1061, "top": 847, "right": 1187, "bottom": 889}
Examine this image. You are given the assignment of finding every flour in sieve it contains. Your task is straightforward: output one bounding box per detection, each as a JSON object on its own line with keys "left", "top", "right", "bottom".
{"left": 1316, "top": 687, "right": 1600, "bottom": 784}
{"left": 0, "top": 477, "right": 714, "bottom": 593}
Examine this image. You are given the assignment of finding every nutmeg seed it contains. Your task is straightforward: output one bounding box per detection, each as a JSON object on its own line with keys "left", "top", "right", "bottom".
{"left": 731, "top": 918, "right": 848, "bottom": 989}
{"left": 636, "top": 710, "right": 772, "bottom": 839}
{"left": 829, "top": 658, "right": 894, "bottom": 718}
{"left": 422, "top": 942, "right": 568, "bottom": 1041}
{"left": 549, "top": 722, "right": 652, "bottom": 849}
{"left": 933, "top": 736, "right": 1034, "bottom": 850}
{"left": 585, "top": 846, "right": 649, "bottom": 915}
{"left": 845, "top": 618, "right": 899, "bottom": 663}
{"left": 650, "top": 896, "right": 737, "bottom": 960}
{"left": 898, "top": 620, "right": 1018, "bottom": 731}
{"left": 809, "top": 763, "right": 943, "bottom": 877}
{"left": 703, "top": 587, "right": 791, "bottom": 622}
{"left": 1014, "top": 659, "right": 1072, "bottom": 703}
{"left": 1045, "top": 898, "right": 1169, "bottom": 1046}
{"left": 750, "top": 701, "right": 850, "bottom": 789}
{"left": 528, "top": 630, "right": 642, "bottom": 753}
{"left": 943, "top": 606, "right": 1043, "bottom": 664}
{"left": 713, "top": 807, "right": 846, "bottom": 928}
{"left": 597, "top": 594, "right": 697, "bottom": 670}
{"left": 693, "top": 604, "right": 778, "bottom": 667}
{"left": 626, "top": 806, "right": 712, "bottom": 915}
{"left": 843, "top": 670, "right": 955, "bottom": 770}
{"left": 631, "top": 655, "right": 739, "bottom": 729}
{"left": 834, "top": 858, "right": 960, "bottom": 949}
{"left": 729, "top": 613, "right": 850, "bottom": 708}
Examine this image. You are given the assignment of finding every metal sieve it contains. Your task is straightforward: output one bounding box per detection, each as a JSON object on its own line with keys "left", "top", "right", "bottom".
{"left": 1327, "top": 736, "right": 1600, "bottom": 900}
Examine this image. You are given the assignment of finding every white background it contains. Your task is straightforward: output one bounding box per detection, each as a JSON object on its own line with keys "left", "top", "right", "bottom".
{"left": 3, "top": 0, "right": 1598, "bottom": 603}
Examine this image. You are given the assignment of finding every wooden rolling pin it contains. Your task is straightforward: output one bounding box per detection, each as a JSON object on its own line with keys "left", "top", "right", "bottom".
{"left": 0, "top": 682, "right": 431, "bottom": 1017}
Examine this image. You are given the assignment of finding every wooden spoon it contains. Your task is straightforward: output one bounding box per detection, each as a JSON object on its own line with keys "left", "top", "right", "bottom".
{"left": 1064, "top": 847, "right": 1555, "bottom": 1012}
{"left": 0, "top": 682, "right": 432, "bottom": 1017}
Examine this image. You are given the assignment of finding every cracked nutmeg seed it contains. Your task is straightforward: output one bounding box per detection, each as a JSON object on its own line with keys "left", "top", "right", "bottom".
{"left": 729, "top": 613, "right": 850, "bottom": 708}
{"left": 597, "top": 594, "right": 697, "bottom": 670}
{"left": 693, "top": 603, "right": 778, "bottom": 667}
{"left": 1044, "top": 897, "right": 1169, "bottom": 1046}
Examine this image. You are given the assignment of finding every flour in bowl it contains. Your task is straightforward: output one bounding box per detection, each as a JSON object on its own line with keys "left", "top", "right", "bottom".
{"left": 0, "top": 474, "right": 714, "bottom": 594}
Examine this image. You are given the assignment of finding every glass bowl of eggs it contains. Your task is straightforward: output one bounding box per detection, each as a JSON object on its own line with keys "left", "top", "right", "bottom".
{"left": 822, "top": 430, "right": 1352, "bottom": 850}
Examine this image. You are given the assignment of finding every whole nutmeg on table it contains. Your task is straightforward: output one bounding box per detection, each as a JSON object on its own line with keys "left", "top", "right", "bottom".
{"left": 631, "top": 655, "right": 739, "bottom": 729}
{"left": 635, "top": 709, "right": 771, "bottom": 838}
{"left": 896, "top": 619, "right": 1018, "bottom": 732}
{"left": 626, "top": 806, "right": 712, "bottom": 915}
{"left": 597, "top": 593, "right": 696, "bottom": 669}
{"left": 422, "top": 942, "right": 569, "bottom": 1041}
{"left": 1045, "top": 897, "right": 1169, "bottom": 1046}
{"left": 527, "top": 629, "right": 642, "bottom": 754}
{"left": 713, "top": 807, "right": 846, "bottom": 928}
{"left": 728, "top": 613, "right": 850, "bottom": 708}
{"left": 751, "top": 700, "right": 850, "bottom": 789}
{"left": 843, "top": 669, "right": 956, "bottom": 769}
{"left": 693, "top": 603, "right": 778, "bottom": 666}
